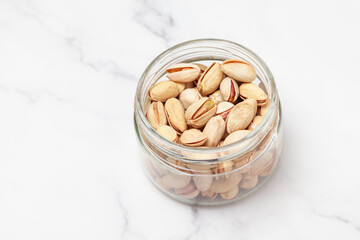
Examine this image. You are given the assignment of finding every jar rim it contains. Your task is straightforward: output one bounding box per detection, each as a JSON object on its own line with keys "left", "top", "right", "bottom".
{"left": 135, "top": 38, "right": 279, "bottom": 163}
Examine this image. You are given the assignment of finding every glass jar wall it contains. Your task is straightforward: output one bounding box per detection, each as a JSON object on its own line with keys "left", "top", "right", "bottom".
{"left": 134, "top": 39, "right": 283, "bottom": 206}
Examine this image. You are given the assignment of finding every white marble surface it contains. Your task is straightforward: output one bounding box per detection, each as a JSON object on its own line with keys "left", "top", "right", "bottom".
{"left": 1, "top": 0, "right": 360, "bottom": 239}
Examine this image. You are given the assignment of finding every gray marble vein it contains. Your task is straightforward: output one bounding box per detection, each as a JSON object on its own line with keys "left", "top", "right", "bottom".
{"left": 134, "top": 0, "right": 174, "bottom": 45}
{"left": 184, "top": 207, "right": 201, "bottom": 240}
{"left": 0, "top": 84, "right": 70, "bottom": 104}
{"left": 7, "top": 0, "right": 136, "bottom": 82}
{"left": 312, "top": 210, "right": 360, "bottom": 233}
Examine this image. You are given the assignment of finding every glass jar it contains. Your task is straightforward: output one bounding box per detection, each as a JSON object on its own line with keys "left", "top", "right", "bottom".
{"left": 134, "top": 39, "right": 283, "bottom": 206}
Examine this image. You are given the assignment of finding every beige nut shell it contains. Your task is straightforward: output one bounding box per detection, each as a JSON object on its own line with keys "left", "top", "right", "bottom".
{"left": 166, "top": 63, "right": 201, "bottom": 83}
{"left": 221, "top": 59, "right": 257, "bottom": 83}
{"left": 148, "top": 80, "right": 180, "bottom": 102}
{"left": 239, "top": 83, "right": 268, "bottom": 106}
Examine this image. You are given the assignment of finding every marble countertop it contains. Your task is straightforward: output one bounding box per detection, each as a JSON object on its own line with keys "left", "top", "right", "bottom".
{"left": 1, "top": 0, "right": 360, "bottom": 239}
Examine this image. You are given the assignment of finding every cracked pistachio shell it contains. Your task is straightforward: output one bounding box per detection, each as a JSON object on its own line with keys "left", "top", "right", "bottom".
{"left": 165, "top": 98, "right": 187, "bottom": 133}
{"left": 221, "top": 59, "right": 257, "bottom": 83}
{"left": 166, "top": 63, "right": 200, "bottom": 83}
{"left": 247, "top": 116, "right": 264, "bottom": 131}
{"left": 185, "top": 97, "right": 217, "bottom": 128}
{"left": 175, "top": 182, "right": 200, "bottom": 199}
{"left": 203, "top": 116, "right": 225, "bottom": 147}
{"left": 223, "top": 130, "right": 251, "bottom": 146}
{"left": 220, "top": 77, "right": 239, "bottom": 102}
{"left": 179, "top": 88, "right": 201, "bottom": 110}
{"left": 147, "top": 101, "right": 167, "bottom": 130}
{"left": 239, "top": 83, "right": 268, "bottom": 106}
{"left": 197, "top": 62, "right": 223, "bottom": 96}
{"left": 209, "top": 90, "right": 224, "bottom": 105}
{"left": 157, "top": 125, "right": 178, "bottom": 142}
{"left": 201, "top": 190, "right": 218, "bottom": 199}
{"left": 226, "top": 99, "right": 257, "bottom": 134}
{"left": 193, "top": 63, "right": 208, "bottom": 86}
{"left": 148, "top": 80, "right": 180, "bottom": 102}
{"left": 215, "top": 102, "right": 234, "bottom": 119}
{"left": 180, "top": 129, "right": 207, "bottom": 147}
{"left": 193, "top": 176, "right": 213, "bottom": 192}
{"left": 221, "top": 186, "right": 239, "bottom": 200}
{"left": 157, "top": 172, "right": 191, "bottom": 189}
{"left": 239, "top": 175, "right": 258, "bottom": 190}
{"left": 209, "top": 172, "right": 242, "bottom": 193}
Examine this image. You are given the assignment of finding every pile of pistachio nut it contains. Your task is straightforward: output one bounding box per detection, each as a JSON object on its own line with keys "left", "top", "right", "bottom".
{"left": 147, "top": 59, "right": 269, "bottom": 148}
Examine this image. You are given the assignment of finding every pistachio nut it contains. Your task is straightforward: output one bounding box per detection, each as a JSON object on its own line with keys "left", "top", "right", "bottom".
{"left": 178, "top": 88, "right": 201, "bottom": 110}
{"left": 214, "top": 161, "right": 234, "bottom": 175}
{"left": 166, "top": 156, "right": 191, "bottom": 173}
{"left": 247, "top": 116, "right": 264, "bottom": 131}
{"left": 239, "top": 83, "right": 268, "bottom": 106}
{"left": 223, "top": 130, "right": 251, "bottom": 146}
{"left": 180, "top": 129, "right": 207, "bottom": 147}
{"left": 194, "top": 63, "right": 208, "bottom": 73}
{"left": 250, "top": 132, "right": 273, "bottom": 160}
{"left": 215, "top": 102, "right": 234, "bottom": 119}
{"left": 239, "top": 175, "right": 258, "bottom": 190}
{"left": 220, "top": 59, "right": 257, "bottom": 83}
{"left": 157, "top": 172, "right": 191, "bottom": 189}
{"left": 201, "top": 190, "right": 217, "bottom": 199}
{"left": 220, "top": 77, "right": 239, "bottom": 102}
{"left": 249, "top": 98, "right": 258, "bottom": 118}
{"left": 233, "top": 154, "right": 251, "bottom": 169}
{"left": 220, "top": 186, "right": 239, "bottom": 200}
{"left": 166, "top": 63, "right": 201, "bottom": 83}
{"left": 197, "top": 62, "right": 223, "bottom": 96}
{"left": 259, "top": 98, "right": 270, "bottom": 116}
{"left": 226, "top": 99, "right": 257, "bottom": 134}
{"left": 148, "top": 80, "right": 180, "bottom": 102}
{"left": 193, "top": 176, "right": 213, "bottom": 192}
{"left": 157, "top": 125, "right": 178, "bottom": 142}
{"left": 176, "top": 82, "right": 186, "bottom": 93}
{"left": 144, "top": 97, "right": 151, "bottom": 115}
{"left": 217, "top": 140, "right": 224, "bottom": 147}
{"left": 185, "top": 97, "right": 217, "bottom": 128}
{"left": 147, "top": 101, "right": 167, "bottom": 130}
{"left": 203, "top": 116, "right": 226, "bottom": 147}
{"left": 209, "top": 90, "right": 224, "bottom": 105}
{"left": 244, "top": 151, "right": 274, "bottom": 178}
{"left": 175, "top": 182, "right": 200, "bottom": 199}
{"left": 165, "top": 98, "right": 187, "bottom": 133}
{"left": 209, "top": 172, "right": 242, "bottom": 193}
{"left": 156, "top": 177, "right": 172, "bottom": 190}
{"left": 193, "top": 63, "right": 208, "bottom": 86}
{"left": 226, "top": 98, "right": 256, "bottom": 133}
